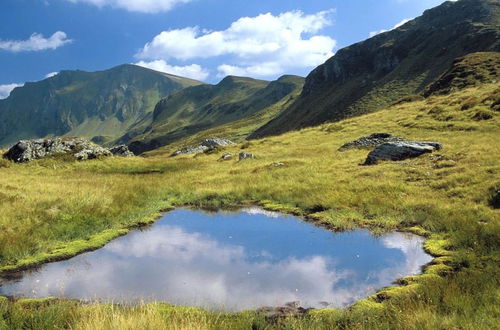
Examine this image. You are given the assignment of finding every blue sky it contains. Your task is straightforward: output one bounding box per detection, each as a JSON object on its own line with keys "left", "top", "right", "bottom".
{"left": 0, "top": 0, "right": 454, "bottom": 98}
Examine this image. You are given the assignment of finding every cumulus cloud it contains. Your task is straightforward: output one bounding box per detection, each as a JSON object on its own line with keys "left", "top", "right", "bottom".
{"left": 369, "top": 18, "right": 412, "bottom": 38}
{"left": 66, "top": 0, "right": 193, "bottom": 13}
{"left": 134, "top": 59, "right": 209, "bottom": 81}
{"left": 136, "top": 10, "right": 336, "bottom": 78}
{"left": 0, "top": 83, "right": 23, "bottom": 99}
{"left": 0, "top": 31, "right": 71, "bottom": 52}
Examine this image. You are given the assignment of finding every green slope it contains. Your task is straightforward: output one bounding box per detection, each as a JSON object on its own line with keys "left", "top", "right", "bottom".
{"left": 0, "top": 64, "right": 203, "bottom": 147}
{"left": 251, "top": 0, "right": 500, "bottom": 139}
{"left": 128, "top": 75, "right": 304, "bottom": 154}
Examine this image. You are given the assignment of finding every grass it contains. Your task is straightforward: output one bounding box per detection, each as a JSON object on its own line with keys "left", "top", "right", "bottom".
{"left": 0, "top": 83, "right": 499, "bottom": 329}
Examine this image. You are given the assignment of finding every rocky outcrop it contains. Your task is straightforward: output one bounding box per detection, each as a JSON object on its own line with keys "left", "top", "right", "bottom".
{"left": 339, "top": 133, "right": 406, "bottom": 150}
{"left": 4, "top": 137, "right": 134, "bottom": 163}
{"left": 363, "top": 141, "right": 442, "bottom": 165}
{"left": 170, "top": 138, "right": 234, "bottom": 157}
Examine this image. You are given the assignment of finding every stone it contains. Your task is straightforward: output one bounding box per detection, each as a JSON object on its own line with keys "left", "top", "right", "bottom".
{"left": 74, "top": 147, "right": 112, "bottom": 161}
{"left": 170, "top": 138, "right": 234, "bottom": 157}
{"left": 272, "top": 162, "right": 285, "bottom": 167}
{"left": 170, "top": 146, "right": 208, "bottom": 157}
{"left": 109, "top": 145, "right": 134, "bottom": 157}
{"left": 3, "top": 137, "right": 132, "bottom": 163}
{"left": 220, "top": 153, "right": 233, "bottom": 161}
{"left": 339, "top": 133, "right": 405, "bottom": 150}
{"left": 363, "top": 141, "right": 442, "bottom": 165}
{"left": 239, "top": 152, "right": 256, "bottom": 160}
{"left": 201, "top": 138, "right": 234, "bottom": 148}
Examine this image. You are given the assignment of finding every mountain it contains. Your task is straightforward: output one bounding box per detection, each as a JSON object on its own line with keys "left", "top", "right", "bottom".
{"left": 127, "top": 75, "right": 304, "bottom": 154}
{"left": 0, "top": 64, "right": 202, "bottom": 147}
{"left": 250, "top": 0, "right": 500, "bottom": 139}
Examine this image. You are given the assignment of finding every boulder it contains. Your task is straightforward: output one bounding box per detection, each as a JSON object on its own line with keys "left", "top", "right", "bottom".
{"left": 171, "top": 138, "right": 234, "bottom": 157}
{"left": 74, "top": 147, "right": 112, "bottom": 160}
{"left": 220, "top": 153, "right": 233, "bottom": 161}
{"left": 109, "top": 145, "right": 134, "bottom": 157}
{"left": 4, "top": 137, "right": 133, "bottom": 163}
{"left": 170, "top": 146, "right": 208, "bottom": 157}
{"left": 201, "top": 138, "right": 234, "bottom": 148}
{"left": 363, "top": 141, "right": 442, "bottom": 165}
{"left": 239, "top": 152, "right": 256, "bottom": 160}
{"left": 339, "top": 133, "right": 405, "bottom": 151}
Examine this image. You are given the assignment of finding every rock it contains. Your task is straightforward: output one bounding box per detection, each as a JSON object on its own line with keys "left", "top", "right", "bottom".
{"left": 239, "top": 152, "right": 256, "bottom": 160}
{"left": 363, "top": 141, "right": 442, "bottom": 165}
{"left": 272, "top": 162, "right": 285, "bottom": 167}
{"left": 74, "top": 147, "right": 112, "bottom": 160}
{"left": 219, "top": 153, "right": 232, "bottom": 161}
{"left": 109, "top": 145, "right": 134, "bottom": 157}
{"left": 3, "top": 137, "right": 133, "bottom": 163}
{"left": 489, "top": 187, "right": 500, "bottom": 209}
{"left": 170, "top": 146, "right": 209, "bottom": 157}
{"left": 257, "top": 302, "right": 311, "bottom": 323}
{"left": 170, "top": 138, "right": 234, "bottom": 157}
{"left": 201, "top": 138, "right": 234, "bottom": 148}
{"left": 339, "top": 133, "right": 405, "bottom": 150}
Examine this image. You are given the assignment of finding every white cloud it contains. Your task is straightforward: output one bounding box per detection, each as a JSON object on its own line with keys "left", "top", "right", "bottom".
{"left": 45, "top": 72, "right": 59, "bottom": 78}
{"left": 0, "top": 83, "right": 23, "bottom": 99}
{"left": 0, "top": 31, "right": 71, "bottom": 52}
{"left": 134, "top": 60, "right": 209, "bottom": 81}
{"left": 136, "top": 10, "right": 336, "bottom": 78}
{"left": 66, "top": 0, "right": 193, "bottom": 13}
{"left": 369, "top": 18, "right": 412, "bottom": 38}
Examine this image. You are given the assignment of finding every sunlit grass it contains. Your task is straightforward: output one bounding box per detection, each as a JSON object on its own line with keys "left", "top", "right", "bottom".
{"left": 0, "top": 83, "right": 499, "bottom": 328}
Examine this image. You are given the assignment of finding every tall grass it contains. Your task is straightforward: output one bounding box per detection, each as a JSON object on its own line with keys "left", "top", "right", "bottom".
{"left": 0, "top": 83, "right": 499, "bottom": 328}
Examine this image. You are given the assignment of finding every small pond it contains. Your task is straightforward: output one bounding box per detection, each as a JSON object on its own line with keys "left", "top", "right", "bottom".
{"left": 0, "top": 208, "right": 432, "bottom": 311}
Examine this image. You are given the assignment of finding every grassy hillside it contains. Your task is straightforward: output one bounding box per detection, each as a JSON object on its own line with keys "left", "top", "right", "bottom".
{"left": 127, "top": 75, "right": 304, "bottom": 154}
{"left": 251, "top": 0, "right": 500, "bottom": 139}
{"left": 0, "top": 81, "right": 498, "bottom": 328}
{"left": 0, "top": 65, "right": 202, "bottom": 147}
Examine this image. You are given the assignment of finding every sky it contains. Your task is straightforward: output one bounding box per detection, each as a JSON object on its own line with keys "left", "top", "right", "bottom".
{"left": 0, "top": 0, "right": 456, "bottom": 98}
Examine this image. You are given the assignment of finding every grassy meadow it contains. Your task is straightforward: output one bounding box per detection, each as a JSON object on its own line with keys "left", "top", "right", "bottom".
{"left": 0, "top": 83, "right": 499, "bottom": 329}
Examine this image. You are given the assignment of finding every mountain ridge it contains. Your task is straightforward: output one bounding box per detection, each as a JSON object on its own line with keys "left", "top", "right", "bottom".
{"left": 0, "top": 64, "right": 203, "bottom": 147}
{"left": 250, "top": 0, "right": 500, "bottom": 139}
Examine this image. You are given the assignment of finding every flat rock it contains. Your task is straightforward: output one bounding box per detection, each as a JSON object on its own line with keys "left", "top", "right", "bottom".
{"left": 339, "top": 133, "right": 405, "bottom": 150}
{"left": 364, "top": 141, "right": 442, "bottom": 165}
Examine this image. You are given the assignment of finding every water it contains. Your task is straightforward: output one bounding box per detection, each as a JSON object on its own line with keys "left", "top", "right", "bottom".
{"left": 0, "top": 208, "right": 432, "bottom": 311}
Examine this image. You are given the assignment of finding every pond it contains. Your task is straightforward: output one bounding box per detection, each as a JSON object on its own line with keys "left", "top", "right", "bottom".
{"left": 0, "top": 208, "right": 432, "bottom": 311}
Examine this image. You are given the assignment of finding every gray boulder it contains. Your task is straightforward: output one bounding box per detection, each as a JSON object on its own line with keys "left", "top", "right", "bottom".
{"left": 109, "top": 145, "right": 134, "bottom": 157}
{"left": 239, "top": 152, "right": 256, "bottom": 160}
{"left": 363, "top": 141, "right": 442, "bottom": 165}
{"left": 219, "top": 153, "right": 233, "bottom": 161}
{"left": 339, "top": 133, "right": 405, "bottom": 150}
{"left": 201, "top": 138, "right": 234, "bottom": 148}
{"left": 74, "top": 147, "right": 112, "bottom": 160}
{"left": 4, "top": 137, "right": 133, "bottom": 163}
{"left": 171, "top": 138, "right": 234, "bottom": 157}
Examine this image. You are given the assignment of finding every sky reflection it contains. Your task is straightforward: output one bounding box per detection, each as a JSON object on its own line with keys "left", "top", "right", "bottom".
{"left": 0, "top": 209, "right": 432, "bottom": 311}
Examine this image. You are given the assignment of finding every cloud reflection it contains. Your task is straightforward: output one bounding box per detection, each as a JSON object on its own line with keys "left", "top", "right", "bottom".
{"left": 0, "top": 212, "right": 432, "bottom": 311}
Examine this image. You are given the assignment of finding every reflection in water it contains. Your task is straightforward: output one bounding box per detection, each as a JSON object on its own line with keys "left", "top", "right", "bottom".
{"left": 0, "top": 208, "right": 432, "bottom": 311}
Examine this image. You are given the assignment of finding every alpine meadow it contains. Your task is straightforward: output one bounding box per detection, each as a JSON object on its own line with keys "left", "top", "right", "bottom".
{"left": 0, "top": 0, "right": 499, "bottom": 329}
